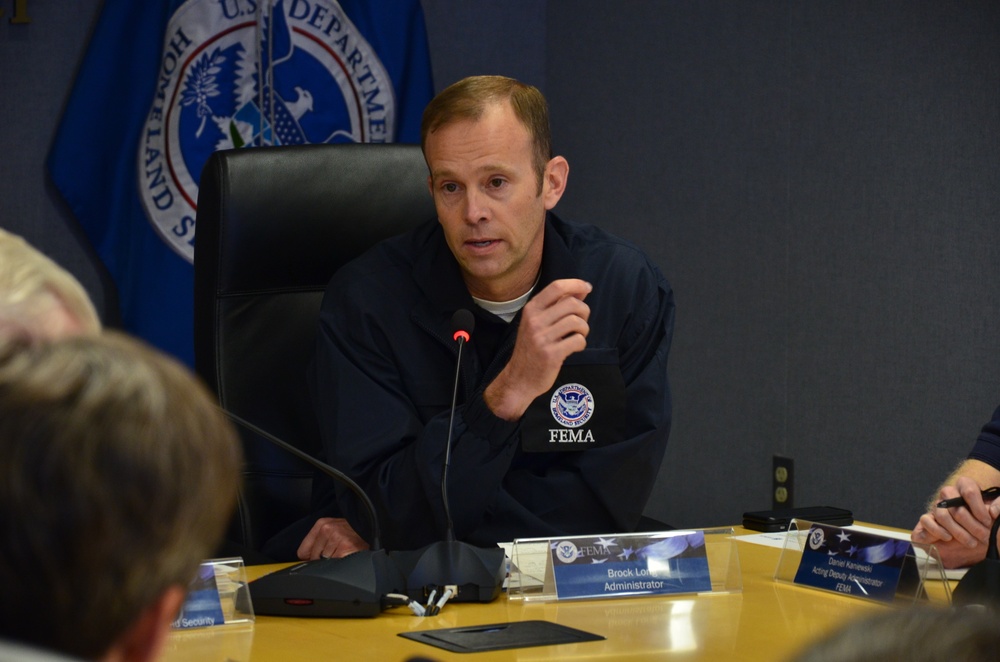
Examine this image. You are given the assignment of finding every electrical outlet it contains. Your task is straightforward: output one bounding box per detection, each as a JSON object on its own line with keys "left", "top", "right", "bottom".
{"left": 772, "top": 455, "right": 794, "bottom": 509}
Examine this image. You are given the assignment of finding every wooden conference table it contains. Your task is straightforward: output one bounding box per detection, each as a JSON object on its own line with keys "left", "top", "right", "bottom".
{"left": 163, "top": 525, "right": 951, "bottom": 662}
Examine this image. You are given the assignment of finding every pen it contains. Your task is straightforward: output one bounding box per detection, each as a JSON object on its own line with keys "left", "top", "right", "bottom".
{"left": 936, "top": 485, "right": 1000, "bottom": 509}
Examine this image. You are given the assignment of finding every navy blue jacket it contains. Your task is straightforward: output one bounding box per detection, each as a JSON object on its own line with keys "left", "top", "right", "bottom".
{"left": 310, "top": 213, "right": 674, "bottom": 550}
{"left": 969, "top": 405, "right": 1000, "bottom": 469}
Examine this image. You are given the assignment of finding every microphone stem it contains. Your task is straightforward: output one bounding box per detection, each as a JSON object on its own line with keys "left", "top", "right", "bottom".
{"left": 222, "top": 408, "right": 383, "bottom": 551}
{"left": 442, "top": 337, "right": 464, "bottom": 542}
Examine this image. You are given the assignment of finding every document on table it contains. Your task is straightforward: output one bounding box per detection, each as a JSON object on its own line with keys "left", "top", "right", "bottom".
{"left": 499, "top": 541, "right": 548, "bottom": 590}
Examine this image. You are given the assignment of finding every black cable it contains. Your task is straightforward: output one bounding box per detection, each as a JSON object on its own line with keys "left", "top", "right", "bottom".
{"left": 222, "top": 408, "right": 383, "bottom": 550}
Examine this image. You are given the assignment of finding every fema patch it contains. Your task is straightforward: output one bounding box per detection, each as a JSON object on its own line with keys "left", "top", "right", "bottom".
{"left": 550, "top": 383, "right": 595, "bottom": 428}
{"left": 137, "top": 0, "right": 396, "bottom": 262}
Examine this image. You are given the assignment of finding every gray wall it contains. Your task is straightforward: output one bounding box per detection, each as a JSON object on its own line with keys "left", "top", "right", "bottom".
{"left": 3, "top": 1, "right": 999, "bottom": 532}
{"left": 0, "top": 3, "right": 112, "bottom": 320}
{"left": 545, "top": 0, "right": 1000, "bottom": 530}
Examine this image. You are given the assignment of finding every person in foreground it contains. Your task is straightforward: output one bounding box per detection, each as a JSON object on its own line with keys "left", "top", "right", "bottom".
{"left": 0, "top": 332, "right": 242, "bottom": 661}
{"left": 298, "top": 75, "right": 675, "bottom": 557}
{"left": 0, "top": 226, "right": 101, "bottom": 340}
{"left": 911, "top": 404, "right": 1000, "bottom": 568}
{"left": 790, "top": 606, "right": 1000, "bottom": 662}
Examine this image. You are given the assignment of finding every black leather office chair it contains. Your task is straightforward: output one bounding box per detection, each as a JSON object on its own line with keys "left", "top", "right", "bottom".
{"left": 193, "top": 143, "right": 436, "bottom": 553}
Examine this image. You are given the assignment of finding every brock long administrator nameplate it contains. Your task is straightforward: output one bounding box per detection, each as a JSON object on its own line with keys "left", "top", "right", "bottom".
{"left": 549, "top": 531, "right": 712, "bottom": 600}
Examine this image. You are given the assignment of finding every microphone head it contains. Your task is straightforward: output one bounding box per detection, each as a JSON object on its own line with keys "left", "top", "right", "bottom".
{"left": 451, "top": 309, "right": 474, "bottom": 342}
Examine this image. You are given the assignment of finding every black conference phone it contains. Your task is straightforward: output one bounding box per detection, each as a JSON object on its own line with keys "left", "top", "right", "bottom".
{"left": 742, "top": 506, "right": 853, "bottom": 532}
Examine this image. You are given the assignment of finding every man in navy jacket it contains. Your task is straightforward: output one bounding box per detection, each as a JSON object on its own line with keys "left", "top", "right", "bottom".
{"left": 912, "top": 405, "right": 1000, "bottom": 567}
{"left": 299, "top": 75, "right": 674, "bottom": 554}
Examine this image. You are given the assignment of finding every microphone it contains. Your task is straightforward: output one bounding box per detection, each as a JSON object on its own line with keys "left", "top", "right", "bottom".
{"left": 223, "top": 411, "right": 406, "bottom": 618}
{"left": 389, "top": 309, "right": 506, "bottom": 603}
{"left": 224, "top": 309, "right": 504, "bottom": 613}
{"left": 442, "top": 308, "right": 474, "bottom": 541}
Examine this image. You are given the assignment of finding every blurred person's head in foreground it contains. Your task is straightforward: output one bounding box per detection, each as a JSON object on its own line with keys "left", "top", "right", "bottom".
{"left": 0, "top": 331, "right": 242, "bottom": 661}
{"left": 0, "top": 226, "right": 101, "bottom": 341}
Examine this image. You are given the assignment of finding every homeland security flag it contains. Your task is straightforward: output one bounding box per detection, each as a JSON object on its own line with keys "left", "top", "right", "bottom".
{"left": 48, "top": 0, "right": 433, "bottom": 364}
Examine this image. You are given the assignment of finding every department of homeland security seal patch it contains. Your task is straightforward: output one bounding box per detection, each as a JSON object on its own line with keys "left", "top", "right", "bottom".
{"left": 137, "top": 0, "right": 396, "bottom": 262}
{"left": 550, "top": 383, "right": 595, "bottom": 428}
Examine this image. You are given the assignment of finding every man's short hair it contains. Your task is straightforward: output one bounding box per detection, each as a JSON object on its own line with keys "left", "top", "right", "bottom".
{"left": 0, "top": 331, "right": 242, "bottom": 658}
{"left": 0, "top": 227, "right": 101, "bottom": 340}
{"left": 420, "top": 75, "right": 553, "bottom": 192}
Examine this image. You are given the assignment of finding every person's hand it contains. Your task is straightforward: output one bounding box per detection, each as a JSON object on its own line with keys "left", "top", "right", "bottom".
{"left": 297, "top": 517, "right": 370, "bottom": 560}
{"left": 911, "top": 475, "right": 1000, "bottom": 568}
{"left": 918, "top": 537, "right": 993, "bottom": 569}
{"left": 484, "top": 278, "right": 591, "bottom": 420}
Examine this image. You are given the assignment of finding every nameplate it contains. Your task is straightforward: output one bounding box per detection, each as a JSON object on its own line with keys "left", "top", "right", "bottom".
{"left": 792, "top": 524, "right": 916, "bottom": 603}
{"left": 550, "top": 531, "right": 712, "bottom": 600}
{"left": 171, "top": 557, "right": 254, "bottom": 629}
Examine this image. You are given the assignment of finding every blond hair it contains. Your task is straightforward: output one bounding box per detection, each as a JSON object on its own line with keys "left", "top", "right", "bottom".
{"left": 0, "top": 331, "right": 241, "bottom": 658}
{"left": 0, "top": 227, "right": 101, "bottom": 340}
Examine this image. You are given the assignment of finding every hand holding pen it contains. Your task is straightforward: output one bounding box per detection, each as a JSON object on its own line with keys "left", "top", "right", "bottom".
{"left": 912, "top": 476, "right": 1000, "bottom": 566}
{"left": 936, "top": 486, "right": 1000, "bottom": 510}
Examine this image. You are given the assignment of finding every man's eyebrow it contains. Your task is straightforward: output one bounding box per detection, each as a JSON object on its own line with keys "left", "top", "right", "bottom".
{"left": 431, "top": 163, "right": 515, "bottom": 181}
{"left": 429, "top": 167, "right": 456, "bottom": 181}
{"left": 478, "top": 163, "right": 515, "bottom": 176}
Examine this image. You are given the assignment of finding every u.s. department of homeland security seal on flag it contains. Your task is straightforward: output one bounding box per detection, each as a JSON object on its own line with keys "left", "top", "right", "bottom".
{"left": 138, "top": 0, "right": 395, "bottom": 262}
{"left": 50, "top": 0, "right": 431, "bottom": 364}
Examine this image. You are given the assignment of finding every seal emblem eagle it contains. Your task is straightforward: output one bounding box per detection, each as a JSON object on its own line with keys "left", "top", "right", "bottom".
{"left": 137, "top": 0, "right": 395, "bottom": 261}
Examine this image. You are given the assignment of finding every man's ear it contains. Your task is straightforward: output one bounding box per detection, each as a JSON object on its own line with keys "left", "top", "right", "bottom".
{"left": 542, "top": 156, "right": 569, "bottom": 210}
{"left": 103, "top": 585, "right": 185, "bottom": 662}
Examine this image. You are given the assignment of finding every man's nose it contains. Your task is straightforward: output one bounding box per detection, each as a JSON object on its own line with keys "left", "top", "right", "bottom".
{"left": 463, "top": 188, "right": 489, "bottom": 224}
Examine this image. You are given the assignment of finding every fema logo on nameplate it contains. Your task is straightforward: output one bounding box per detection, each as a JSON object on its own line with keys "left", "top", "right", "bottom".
{"left": 137, "top": 0, "right": 395, "bottom": 262}
{"left": 807, "top": 526, "right": 825, "bottom": 551}
{"left": 554, "top": 540, "right": 580, "bottom": 564}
